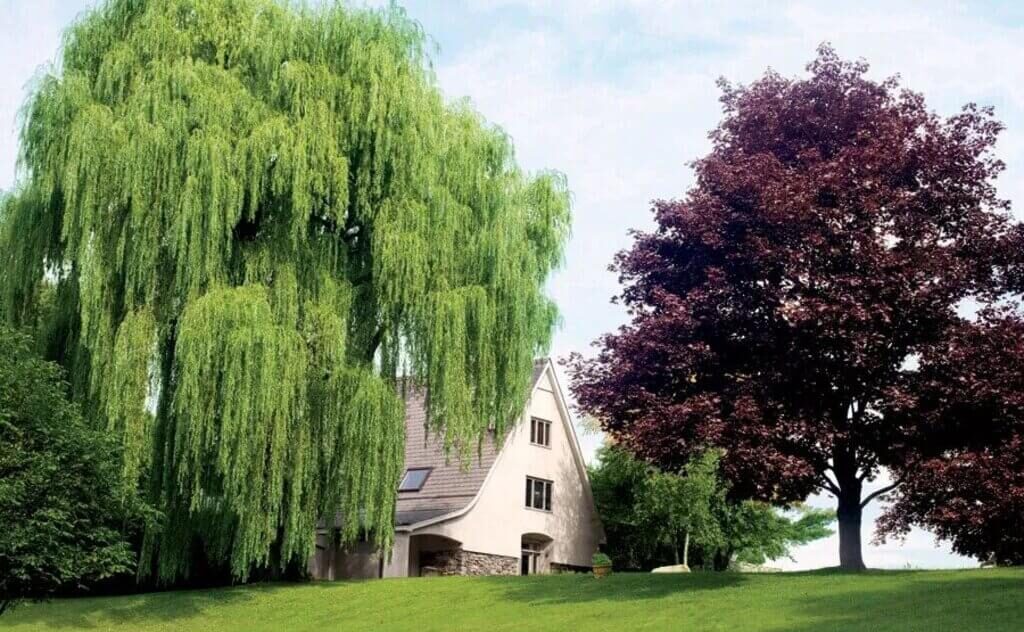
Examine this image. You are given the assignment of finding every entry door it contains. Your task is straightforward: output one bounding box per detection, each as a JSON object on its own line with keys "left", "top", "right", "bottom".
{"left": 520, "top": 550, "right": 538, "bottom": 575}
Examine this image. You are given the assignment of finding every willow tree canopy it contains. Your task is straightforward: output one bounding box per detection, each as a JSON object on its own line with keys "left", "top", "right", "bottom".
{"left": 0, "top": 0, "right": 570, "bottom": 582}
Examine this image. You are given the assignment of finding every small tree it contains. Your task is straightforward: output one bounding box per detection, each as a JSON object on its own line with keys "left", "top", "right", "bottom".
{"left": 0, "top": 326, "right": 148, "bottom": 615}
{"left": 713, "top": 503, "right": 834, "bottom": 570}
{"left": 589, "top": 445, "right": 834, "bottom": 570}
{"left": 636, "top": 451, "right": 724, "bottom": 568}
{"left": 588, "top": 444, "right": 652, "bottom": 570}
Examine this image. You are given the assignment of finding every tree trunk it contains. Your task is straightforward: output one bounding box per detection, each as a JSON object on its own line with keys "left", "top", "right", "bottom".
{"left": 713, "top": 548, "right": 733, "bottom": 572}
{"left": 836, "top": 481, "right": 866, "bottom": 571}
{"left": 833, "top": 437, "right": 867, "bottom": 571}
{"left": 682, "top": 531, "right": 690, "bottom": 567}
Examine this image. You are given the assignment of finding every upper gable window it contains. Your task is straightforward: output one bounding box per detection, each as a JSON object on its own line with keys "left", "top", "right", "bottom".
{"left": 398, "top": 468, "right": 432, "bottom": 492}
{"left": 530, "top": 417, "right": 552, "bottom": 447}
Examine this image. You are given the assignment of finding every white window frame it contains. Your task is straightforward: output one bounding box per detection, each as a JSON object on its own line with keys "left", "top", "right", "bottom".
{"left": 525, "top": 476, "right": 553, "bottom": 512}
{"left": 530, "top": 417, "right": 552, "bottom": 448}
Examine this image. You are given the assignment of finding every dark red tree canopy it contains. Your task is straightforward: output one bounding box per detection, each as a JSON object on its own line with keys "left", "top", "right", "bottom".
{"left": 567, "top": 46, "right": 1022, "bottom": 511}
{"left": 878, "top": 313, "right": 1024, "bottom": 564}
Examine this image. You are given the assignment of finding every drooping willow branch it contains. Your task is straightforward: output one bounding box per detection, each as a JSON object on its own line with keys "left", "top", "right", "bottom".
{"left": 0, "top": 0, "right": 571, "bottom": 583}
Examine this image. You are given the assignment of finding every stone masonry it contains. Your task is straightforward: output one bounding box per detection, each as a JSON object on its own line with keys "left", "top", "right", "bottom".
{"left": 421, "top": 548, "right": 518, "bottom": 576}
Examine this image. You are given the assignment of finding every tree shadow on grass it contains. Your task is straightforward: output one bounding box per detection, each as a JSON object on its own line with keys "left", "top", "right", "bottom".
{"left": 493, "top": 570, "right": 748, "bottom": 606}
{"left": 774, "top": 570, "right": 1024, "bottom": 632}
{"left": 5, "top": 583, "right": 258, "bottom": 630}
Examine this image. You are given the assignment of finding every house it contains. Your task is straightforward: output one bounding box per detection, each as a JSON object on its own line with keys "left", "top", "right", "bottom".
{"left": 309, "top": 358, "right": 605, "bottom": 578}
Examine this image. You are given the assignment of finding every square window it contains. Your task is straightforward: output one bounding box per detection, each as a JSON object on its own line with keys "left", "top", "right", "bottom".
{"left": 399, "top": 468, "right": 432, "bottom": 492}
{"left": 525, "top": 476, "right": 552, "bottom": 511}
{"left": 530, "top": 418, "right": 552, "bottom": 447}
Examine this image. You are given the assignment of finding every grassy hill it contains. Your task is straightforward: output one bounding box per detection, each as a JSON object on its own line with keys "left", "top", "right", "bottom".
{"left": 2, "top": 568, "right": 1022, "bottom": 631}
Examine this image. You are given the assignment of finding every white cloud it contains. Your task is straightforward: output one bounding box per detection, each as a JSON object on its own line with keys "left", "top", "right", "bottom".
{"left": 0, "top": 1, "right": 61, "bottom": 189}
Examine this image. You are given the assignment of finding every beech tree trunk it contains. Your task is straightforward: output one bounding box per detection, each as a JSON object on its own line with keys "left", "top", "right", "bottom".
{"left": 837, "top": 490, "right": 866, "bottom": 571}
{"left": 834, "top": 440, "right": 867, "bottom": 571}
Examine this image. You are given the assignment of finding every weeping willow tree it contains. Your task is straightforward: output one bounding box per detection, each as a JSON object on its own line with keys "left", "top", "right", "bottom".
{"left": 0, "top": 0, "right": 570, "bottom": 583}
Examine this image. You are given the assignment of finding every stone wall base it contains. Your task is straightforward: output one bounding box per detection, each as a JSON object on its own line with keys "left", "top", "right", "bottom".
{"left": 421, "top": 548, "right": 518, "bottom": 576}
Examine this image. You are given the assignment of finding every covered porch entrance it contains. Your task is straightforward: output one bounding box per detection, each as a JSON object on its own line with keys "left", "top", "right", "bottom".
{"left": 520, "top": 533, "right": 553, "bottom": 575}
{"left": 410, "top": 534, "right": 463, "bottom": 576}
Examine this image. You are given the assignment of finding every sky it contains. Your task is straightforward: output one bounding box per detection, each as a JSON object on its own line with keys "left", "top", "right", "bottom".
{"left": 3, "top": 0, "right": 1023, "bottom": 571}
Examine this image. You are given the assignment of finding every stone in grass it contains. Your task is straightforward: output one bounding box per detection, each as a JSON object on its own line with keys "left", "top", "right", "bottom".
{"left": 652, "top": 564, "right": 691, "bottom": 573}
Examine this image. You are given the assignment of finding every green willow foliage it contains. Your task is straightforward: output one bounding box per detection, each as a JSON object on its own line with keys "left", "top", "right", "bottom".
{"left": 0, "top": 0, "right": 570, "bottom": 582}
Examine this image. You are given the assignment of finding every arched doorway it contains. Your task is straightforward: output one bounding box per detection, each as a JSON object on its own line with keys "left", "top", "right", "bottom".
{"left": 520, "top": 533, "right": 553, "bottom": 575}
{"left": 409, "top": 534, "right": 463, "bottom": 576}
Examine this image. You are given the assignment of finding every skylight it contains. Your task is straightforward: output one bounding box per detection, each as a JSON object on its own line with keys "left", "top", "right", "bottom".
{"left": 399, "top": 468, "right": 431, "bottom": 492}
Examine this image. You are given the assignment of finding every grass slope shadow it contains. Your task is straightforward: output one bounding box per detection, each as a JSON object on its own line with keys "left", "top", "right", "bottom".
{"left": 4, "top": 584, "right": 257, "bottom": 631}
{"left": 494, "top": 571, "right": 748, "bottom": 606}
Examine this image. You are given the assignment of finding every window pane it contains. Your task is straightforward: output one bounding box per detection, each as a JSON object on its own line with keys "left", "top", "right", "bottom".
{"left": 527, "top": 477, "right": 553, "bottom": 510}
{"left": 531, "top": 418, "right": 553, "bottom": 446}
{"left": 399, "top": 468, "right": 430, "bottom": 491}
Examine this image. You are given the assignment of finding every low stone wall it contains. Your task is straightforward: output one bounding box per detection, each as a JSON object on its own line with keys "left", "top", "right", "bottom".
{"left": 421, "top": 549, "right": 461, "bottom": 575}
{"left": 461, "top": 550, "right": 518, "bottom": 575}
{"left": 421, "top": 548, "right": 518, "bottom": 576}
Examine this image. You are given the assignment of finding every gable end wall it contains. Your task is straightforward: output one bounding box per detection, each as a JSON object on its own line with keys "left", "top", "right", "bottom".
{"left": 413, "top": 366, "right": 602, "bottom": 567}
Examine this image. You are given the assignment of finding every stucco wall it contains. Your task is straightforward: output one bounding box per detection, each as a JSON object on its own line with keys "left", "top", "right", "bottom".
{"left": 310, "top": 533, "right": 380, "bottom": 580}
{"left": 413, "top": 367, "right": 603, "bottom": 568}
{"left": 381, "top": 532, "right": 410, "bottom": 578}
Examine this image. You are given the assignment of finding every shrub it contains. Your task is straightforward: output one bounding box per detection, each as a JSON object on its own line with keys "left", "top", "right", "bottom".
{"left": 0, "top": 325, "right": 149, "bottom": 615}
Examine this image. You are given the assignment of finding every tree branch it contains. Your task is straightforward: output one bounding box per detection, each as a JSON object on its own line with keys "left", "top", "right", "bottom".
{"left": 860, "top": 480, "right": 901, "bottom": 508}
{"left": 821, "top": 473, "right": 842, "bottom": 496}
{"left": 365, "top": 325, "right": 385, "bottom": 362}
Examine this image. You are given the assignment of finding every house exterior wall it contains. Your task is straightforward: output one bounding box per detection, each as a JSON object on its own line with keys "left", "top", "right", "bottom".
{"left": 314, "top": 363, "right": 604, "bottom": 580}
{"left": 411, "top": 368, "right": 603, "bottom": 569}
{"left": 310, "top": 534, "right": 380, "bottom": 580}
{"left": 337, "top": 541, "right": 380, "bottom": 579}
{"left": 381, "top": 532, "right": 410, "bottom": 578}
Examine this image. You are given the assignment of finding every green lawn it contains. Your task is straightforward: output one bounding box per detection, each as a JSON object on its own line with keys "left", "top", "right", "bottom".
{"left": 2, "top": 568, "right": 1022, "bottom": 631}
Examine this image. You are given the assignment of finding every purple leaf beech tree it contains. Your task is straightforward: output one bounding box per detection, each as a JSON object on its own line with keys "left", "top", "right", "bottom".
{"left": 567, "top": 46, "right": 1022, "bottom": 570}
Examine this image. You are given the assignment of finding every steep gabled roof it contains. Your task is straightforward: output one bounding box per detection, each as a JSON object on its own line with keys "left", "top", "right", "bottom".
{"left": 394, "top": 360, "right": 548, "bottom": 526}
{"left": 394, "top": 391, "right": 500, "bottom": 525}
